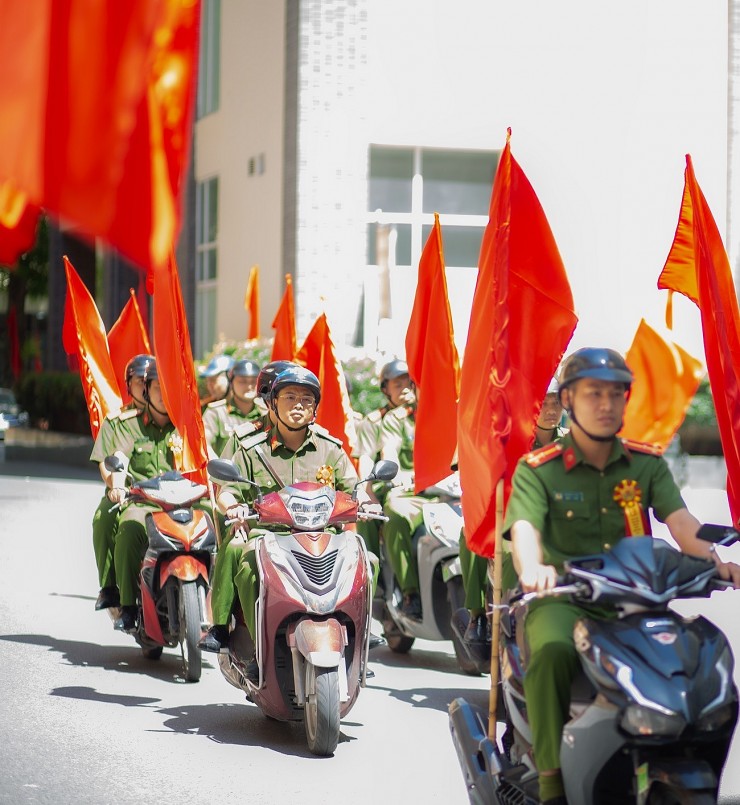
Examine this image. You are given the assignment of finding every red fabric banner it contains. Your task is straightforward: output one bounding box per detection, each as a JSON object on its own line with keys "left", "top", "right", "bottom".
{"left": 62, "top": 257, "right": 122, "bottom": 438}
{"left": 0, "top": 181, "right": 39, "bottom": 268}
{"left": 458, "top": 131, "right": 577, "bottom": 557}
{"left": 405, "top": 213, "right": 460, "bottom": 492}
{"left": 658, "top": 155, "right": 740, "bottom": 524}
{"left": 244, "top": 264, "right": 260, "bottom": 340}
{"left": 271, "top": 274, "right": 297, "bottom": 361}
{"left": 296, "top": 312, "right": 357, "bottom": 460}
{"left": 108, "top": 288, "right": 153, "bottom": 402}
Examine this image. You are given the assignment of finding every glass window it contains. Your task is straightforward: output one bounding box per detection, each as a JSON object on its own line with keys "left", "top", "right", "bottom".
{"left": 422, "top": 224, "right": 485, "bottom": 267}
{"left": 368, "top": 147, "right": 413, "bottom": 213}
{"left": 422, "top": 149, "right": 498, "bottom": 215}
{"left": 197, "top": 0, "right": 221, "bottom": 119}
{"left": 367, "top": 223, "right": 412, "bottom": 266}
{"left": 195, "top": 285, "right": 217, "bottom": 359}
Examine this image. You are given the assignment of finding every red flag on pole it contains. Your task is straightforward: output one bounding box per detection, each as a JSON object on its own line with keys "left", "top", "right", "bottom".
{"left": 271, "top": 274, "right": 297, "bottom": 361}
{"left": 458, "top": 130, "right": 578, "bottom": 557}
{"left": 244, "top": 265, "right": 260, "bottom": 340}
{"left": 108, "top": 288, "right": 153, "bottom": 402}
{"left": 658, "top": 155, "right": 740, "bottom": 523}
{"left": 405, "top": 213, "right": 460, "bottom": 492}
{"left": 0, "top": 1, "right": 200, "bottom": 272}
{"left": 6, "top": 304, "right": 22, "bottom": 381}
{"left": 621, "top": 319, "right": 703, "bottom": 450}
{"left": 296, "top": 312, "right": 357, "bottom": 459}
{"left": 62, "top": 257, "right": 122, "bottom": 438}
{"left": 0, "top": 181, "right": 39, "bottom": 268}
{"left": 152, "top": 252, "right": 208, "bottom": 483}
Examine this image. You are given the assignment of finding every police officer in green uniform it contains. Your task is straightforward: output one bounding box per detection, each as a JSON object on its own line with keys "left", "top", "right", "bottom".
{"left": 199, "top": 367, "right": 377, "bottom": 670}
{"left": 90, "top": 354, "right": 154, "bottom": 610}
{"left": 111, "top": 361, "right": 185, "bottom": 631}
{"left": 504, "top": 348, "right": 740, "bottom": 805}
{"left": 461, "top": 379, "right": 567, "bottom": 644}
{"left": 202, "top": 358, "right": 263, "bottom": 457}
{"left": 199, "top": 353, "right": 235, "bottom": 409}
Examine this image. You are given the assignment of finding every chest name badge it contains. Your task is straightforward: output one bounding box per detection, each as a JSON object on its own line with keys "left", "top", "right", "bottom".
{"left": 613, "top": 479, "right": 649, "bottom": 537}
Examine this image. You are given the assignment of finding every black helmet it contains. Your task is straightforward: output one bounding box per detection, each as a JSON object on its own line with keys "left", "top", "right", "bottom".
{"left": 143, "top": 360, "right": 158, "bottom": 385}
{"left": 256, "top": 360, "right": 296, "bottom": 402}
{"left": 125, "top": 354, "right": 155, "bottom": 387}
{"left": 380, "top": 359, "right": 409, "bottom": 391}
{"left": 270, "top": 366, "right": 321, "bottom": 408}
{"left": 200, "top": 354, "right": 235, "bottom": 378}
{"left": 559, "top": 348, "right": 633, "bottom": 392}
{"left": 229, "top": 359, "right": 261, "bottom": 381}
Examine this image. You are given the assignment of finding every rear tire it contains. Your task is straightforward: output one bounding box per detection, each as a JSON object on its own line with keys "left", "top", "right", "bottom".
{"left": 180, "top": 581, "right": 202, "bottom": 683}
{"left": 447, "top": 578, "right": 483, "bottom": 676}
{"left": 304, "top": 665, "right": 340, "bottom": 756}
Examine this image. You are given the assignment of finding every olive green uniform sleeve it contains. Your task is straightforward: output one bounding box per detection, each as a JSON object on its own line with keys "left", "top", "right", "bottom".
{"left": 380, "top": 406, "right": 414, "bottom": 471}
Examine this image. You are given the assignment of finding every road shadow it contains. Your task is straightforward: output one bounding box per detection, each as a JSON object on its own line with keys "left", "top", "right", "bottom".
{"left": 0, "top": 633, "right": 216, "bottom": 684}
{"left": 369, "top": 643, "right": 472, "bottom": 676}
{"left": 50, "top": 685, "right": 161, "bottom": 709}
{"left": 0, "top": 457, "right": 99, "bottom": 482}
{"left": 366, "top": 678, "right": 490, "bottom": 715}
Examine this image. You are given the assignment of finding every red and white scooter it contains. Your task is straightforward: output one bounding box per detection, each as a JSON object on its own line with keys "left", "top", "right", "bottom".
{"left": 207, "top": 457, "right": 397, "bottom": 756}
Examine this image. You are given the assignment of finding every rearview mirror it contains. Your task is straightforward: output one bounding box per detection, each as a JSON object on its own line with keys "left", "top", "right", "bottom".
{"left": 207, "top": 458, "right": 246, "bottom": 484}
{"left": 104, "top": 455, "right": 125, "bottom": 473}
{"left": 370, "top": 459, "right": 398, "bottom": 482}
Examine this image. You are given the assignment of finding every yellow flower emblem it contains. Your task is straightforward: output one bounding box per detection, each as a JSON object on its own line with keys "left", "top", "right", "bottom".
{"left": 167, "top": 433, "right": 184, "bottom": 456}
{"left": 316, "top": 464, "right": 334, "bottom": 486}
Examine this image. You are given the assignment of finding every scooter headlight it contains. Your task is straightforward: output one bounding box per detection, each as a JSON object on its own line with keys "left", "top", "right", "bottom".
{"left": 696, "top": 702, "right": 736, "bottom": 732}
{"left": 620, "top": 704, "right": 686, "bottom": 738}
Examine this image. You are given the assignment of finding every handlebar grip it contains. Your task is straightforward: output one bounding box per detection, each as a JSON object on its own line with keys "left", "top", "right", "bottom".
{"left": 358, "top": 512, "right": 389, "bottom": 522}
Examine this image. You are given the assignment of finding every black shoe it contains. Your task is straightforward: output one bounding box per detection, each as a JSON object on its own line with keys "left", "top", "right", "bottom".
{"left": 463, "top": 613, "right": 490, "bottom": 645}
{"left": 245, "top": 654, "right": 259, "bottom": 685}
{"left": 119, "top": 605, "right": 137, "bottom": 632}
{"left": 365, "top": 667, "right": 375, "bottom": 679}
{"left": 198, "top": 625, "right": 230, "bottom": 654}
{"left": 401, "top": 592, "right": 422, "bottom": 621}
{"left": 369, "top": 632, "right": 386, "bottom": 650}
{"left": 95, "top": 586, "right": 120, "bottom": 611}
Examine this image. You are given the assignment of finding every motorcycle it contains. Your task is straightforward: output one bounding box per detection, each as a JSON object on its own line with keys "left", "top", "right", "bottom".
{"left": 104, "top": 456, "right": 217, "bottom": 682}
{"left": 206, "top": 456, "right": 398, "bottom": 756}
{"left": 449, "top": 528, "right": 739, "bottom": 804}
{"left": 374, "top": 472, "right": 481, "bottom": 674}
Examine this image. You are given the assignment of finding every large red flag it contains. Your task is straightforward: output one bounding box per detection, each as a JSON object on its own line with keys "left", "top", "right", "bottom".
{"left": 458, "top": 131, "right": 578, "bottom": 557}
{"left": 296, "top": 312, "right": 357, "bottom": 459}
{"left": 0, "top": 1, "right": 199, "bottom": 272}
{"left": 62, "top": 257, "right": 122, "bottom": 438}
{"left": 152, "top": 252, "right": 208, "bottom": 483}
{"left": 108, "top": 288, "right": 153, "bottom": 402}
{"left": 621, "top": 319, "right": 703, "bottom": 450}
{"left": 244, "top": 264, "right": 260, "bottom": 340}
{"left": 658, "top": 155, "right": 740, "bottom": 523}
{"left": 406, "top": 213, "right": 460, "bottom": 492}
{"left": 0, "top": 181, "right": 39, "bottom": 268}
{"left": 271, "top": 274, "right": 297, "bottom": 361}
{"left": 6, "top": 303, "right": 22, "bottom": 381}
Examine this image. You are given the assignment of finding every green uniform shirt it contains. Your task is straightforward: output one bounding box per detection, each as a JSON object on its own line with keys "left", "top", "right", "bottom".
{"left": 110, "top": 409, "right": 180, "bottom": 481}
{"left": 503, "top": 432, "right": 685, "bottom": 571}
{"left": 202, "top": 398, "right": 264, "bottom": 456}
{"left": 355, "top": 405, "right": 391, "bottom": 461}
{"left": 380, "top": 405, "right": 415, "bottom": 471}
{"left": 220, "top": 422, "right": 358, "bottom": 502}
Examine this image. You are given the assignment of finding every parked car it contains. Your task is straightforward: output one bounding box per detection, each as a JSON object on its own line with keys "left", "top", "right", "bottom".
{"left": 0, "top": 388, "right": 30, "bottom": 439}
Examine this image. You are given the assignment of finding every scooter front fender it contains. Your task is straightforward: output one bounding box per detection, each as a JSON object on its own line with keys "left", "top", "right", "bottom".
{"left": 288, "top": 618, "right": 346, "bottom": 668}
{"left": 159, "top": 554, "right": 208, "bottom": 587}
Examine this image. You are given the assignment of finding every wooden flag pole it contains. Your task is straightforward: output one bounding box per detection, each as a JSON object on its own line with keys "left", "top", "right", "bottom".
{"left": 487, "top": 477, "right": 505, "bottom": 741}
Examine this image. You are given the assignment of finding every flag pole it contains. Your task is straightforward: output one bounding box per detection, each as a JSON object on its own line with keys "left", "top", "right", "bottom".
{"left": 487, "top": 477, "right": 504, "bottom": 741}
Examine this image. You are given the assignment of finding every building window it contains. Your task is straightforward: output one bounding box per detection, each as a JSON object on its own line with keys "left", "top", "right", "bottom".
{"left": 195, "top": 176, "right": 219, "bottom": 358}
{"left": 197, "top": 0, "right": 221, "bottom": 119}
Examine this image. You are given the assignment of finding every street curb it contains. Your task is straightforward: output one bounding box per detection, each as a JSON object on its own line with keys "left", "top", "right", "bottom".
{"left": 3, "top": 428, "right": 93, "bottom": 467}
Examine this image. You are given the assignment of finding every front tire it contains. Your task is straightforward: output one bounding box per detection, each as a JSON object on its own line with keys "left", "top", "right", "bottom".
{"left": 304, "top": 665, "right": 340, "bottom": 756}
{"left": 180, "top": 580, "right": 202, "bottom": 683}
{"left": 647, "top": 784, "right": 716, "bottom": 805}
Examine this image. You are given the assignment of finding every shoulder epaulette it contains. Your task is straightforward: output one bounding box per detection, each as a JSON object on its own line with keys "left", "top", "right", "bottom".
{"left": 525, "top": 441, "right": 565, "bottom": 467}
{"left": 621, "top": 437, "right": 664, "bottom": 457}
{"left": 236, "top": 429, "right": 269, "bottom": 451}
{"left": 119, "top": 408, "right": 141, "bottom": 421}
{"left": 365, "top": 409, "right": 382, "bottom": 424}
{"left": 234, "top": 420, "right": 261, "bottom": 439}
{"left": 206, "top": 398, "right": 227, "bottom": 410}
{"left": 309, "top": 423, "right": 343, "bottom": 447}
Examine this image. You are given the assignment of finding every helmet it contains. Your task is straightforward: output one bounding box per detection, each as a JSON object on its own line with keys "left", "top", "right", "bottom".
{"left": 200, "top": 354, "right": 235, "bottom": 378}
{"left": 559, "top": 348, "right": 633, "bottom": 391}
{"left": 256, "top": 360, "right": 295, "bottom": 402}
{"left": 545, "top": 376, "right": 560, "bottom": 396}
{"left": 229, "top": 359, "right": 261, "bottom": 381}
{"left": 270, "top": 366, "right": 322, "bottom": 408}
{"left": 380, "top": 359, "right": 409, "bottom": 391}
{"left": 143, "top": 360, "right": 158, "bottom": 384}
{"left": 125, "top": 354, "right": 155, "bottom": 387}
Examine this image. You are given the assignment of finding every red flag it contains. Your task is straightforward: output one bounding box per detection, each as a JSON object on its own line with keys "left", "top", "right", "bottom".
{"left": 405, "top": 213, "right": 460, "bottom": 492}
{"left": 244, "top": 265, "right": 260, "bottom": 340}
{"left": 152, "top": 252, "right": 208, "bottom": 483}
{"left": 0, "top": 181, "right": 39, "bottom": 268}
{"left": 271, "top": 274, "right": 297, "bottom": 361}
{"left": 296, "top": 313, "right": 357, "bottom": 459}
{"left": 658, "top": 155, "right": 740, "bottom": 523}
{"left": 6, "top": 304, "right": 22, "bottom": 381}
{"left": 62, "top": 256, "right": 122, "bottom": 438}
{"left": 458, "top": 131, "right": 578, "bottom": 557}
{"left": 0, "top": 1, "right": 200, "bottom": 272}
{"left": 108, "top": 288, "right": 153, "bottom": 402}
{"left": 621, "top": 319, "right": 703, "bottom": 450}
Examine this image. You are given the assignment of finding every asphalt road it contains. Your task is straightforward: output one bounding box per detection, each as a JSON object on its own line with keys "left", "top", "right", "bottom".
{"left": 1, "top": 454, "right": 739, "bottom": 804}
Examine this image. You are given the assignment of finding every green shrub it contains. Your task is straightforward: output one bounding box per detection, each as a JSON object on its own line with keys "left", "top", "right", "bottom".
{"left": 682, "top": 377, "right": 716, "bottom": 428}
{"left": 15, "top": 372, "right": 89, "bottom": 434}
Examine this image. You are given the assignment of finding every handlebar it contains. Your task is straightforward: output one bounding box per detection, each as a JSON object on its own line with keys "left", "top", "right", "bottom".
{"left": 506, "top": 581, "right": 591, "bottom": 612}
{"left": 358, "top": 511, "right": 389, "bottom": 522}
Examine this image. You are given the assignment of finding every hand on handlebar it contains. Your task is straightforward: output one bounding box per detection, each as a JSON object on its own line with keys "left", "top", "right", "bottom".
{"left": 107, "top": 487, "right": 127, "bottom": 505}
{"left": 519, "top": 562, "right": 558, "bottom": 594}
{"left": 358, "top": 502, "right": 388, "bottom": 522}
{"left": 711, "top": 553, "right": 740, "bottom": 588}
{"left": 225, "top": 504, "right": 255, "bottom": 527}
